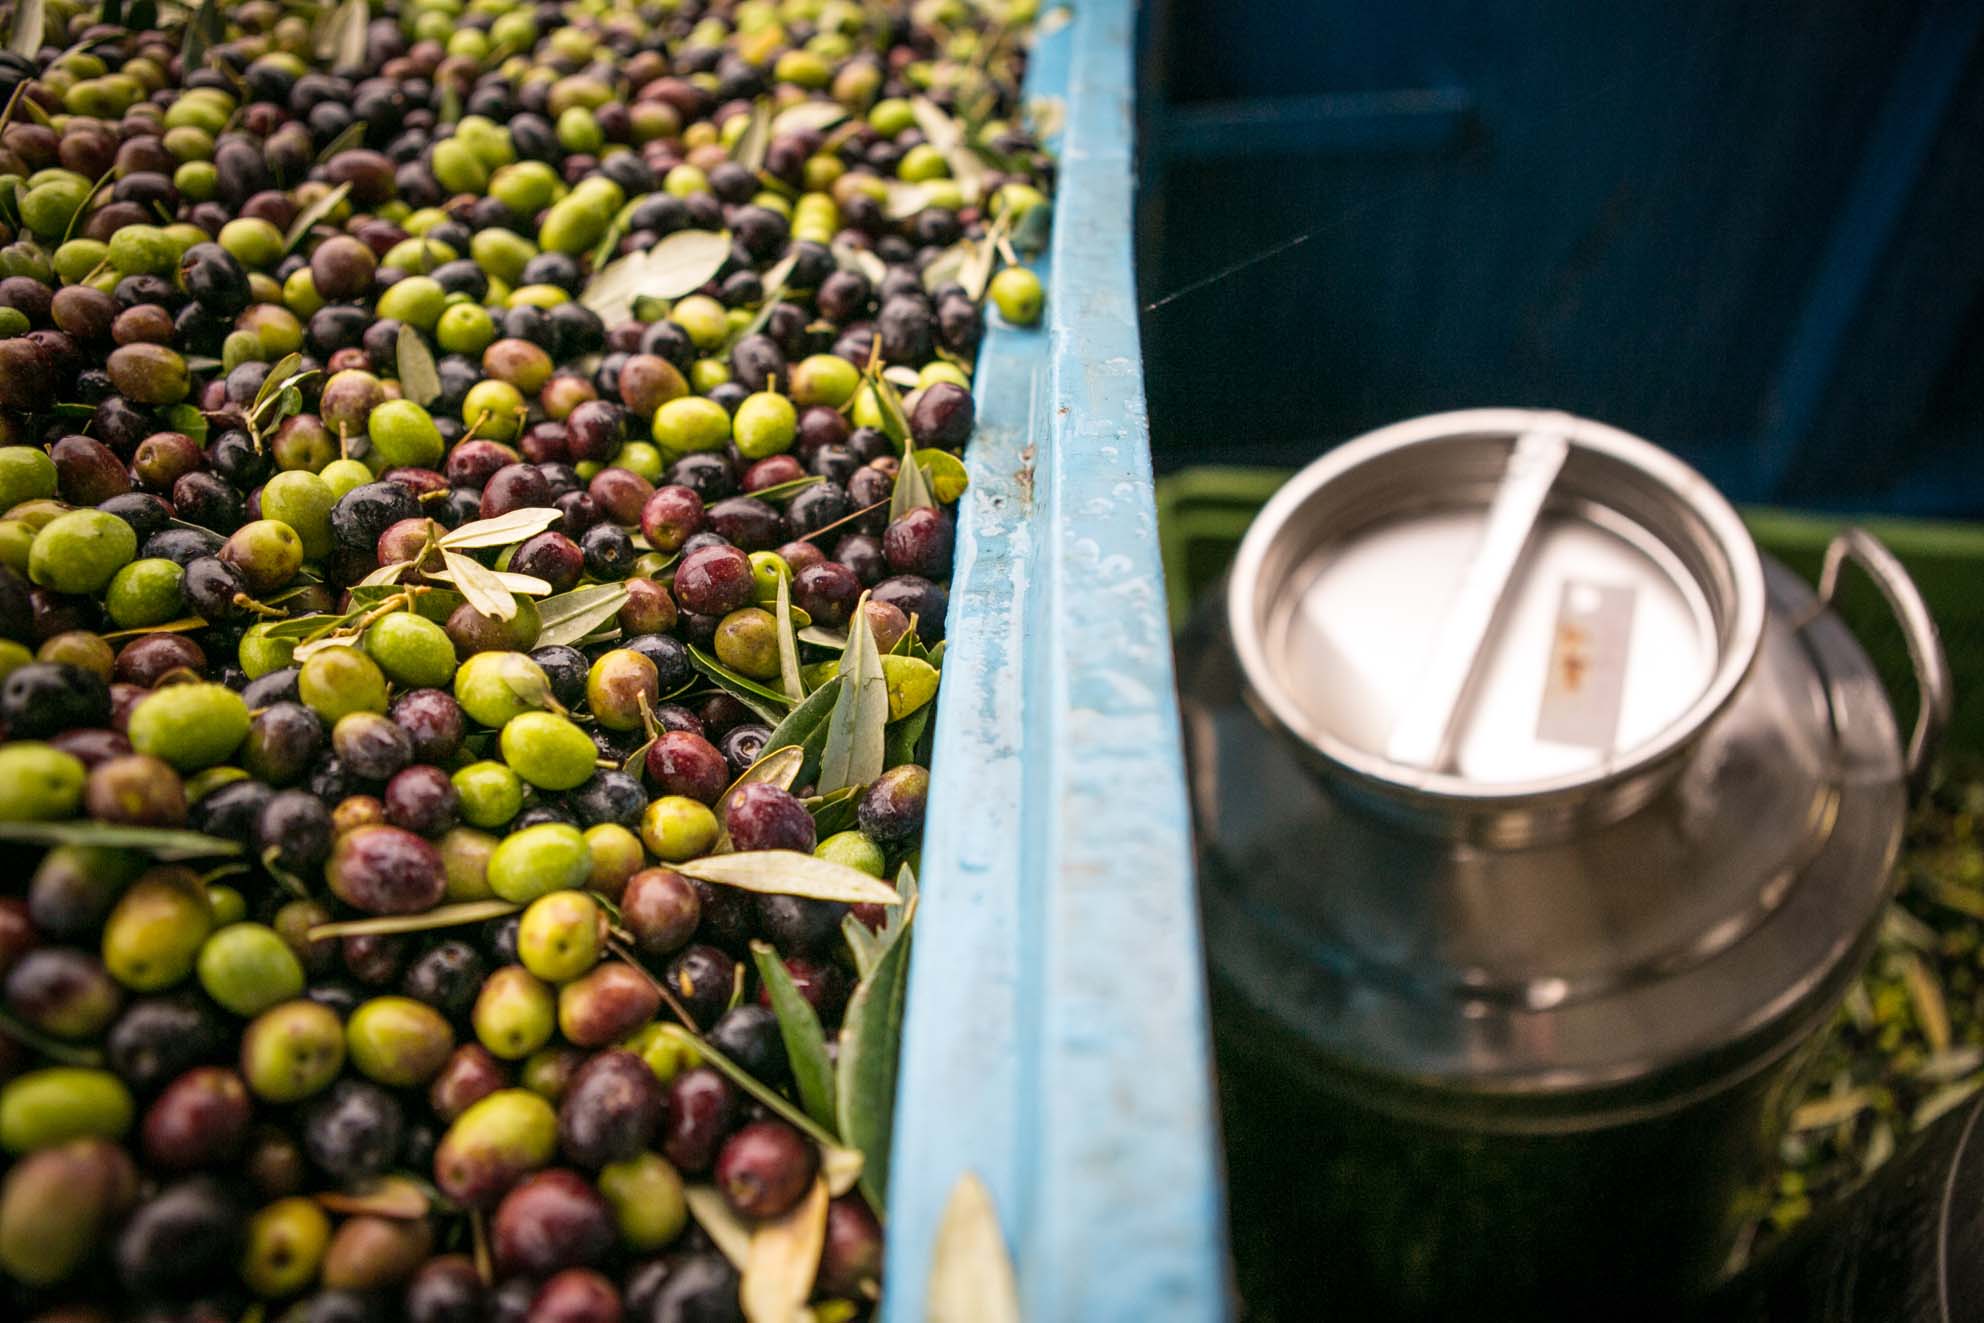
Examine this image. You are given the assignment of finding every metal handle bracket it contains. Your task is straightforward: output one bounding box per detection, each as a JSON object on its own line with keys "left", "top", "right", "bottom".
{"left": 1812, "top": 527, "right": 1953, "bottom": 798}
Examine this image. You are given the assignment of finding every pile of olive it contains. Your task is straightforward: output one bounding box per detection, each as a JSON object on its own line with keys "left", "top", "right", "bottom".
{"left": 0, "top": 0, "right": 1050, "bottom": 1318}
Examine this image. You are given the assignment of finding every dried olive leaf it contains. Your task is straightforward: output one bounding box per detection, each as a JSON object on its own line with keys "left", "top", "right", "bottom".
{"left": 395, "top": 323, "right": 441, "bottom": 407}
{"left": 579, "top": 249, "right": 652, "bottom": 326}
{"left": 751, "top": 941, "right": 837, "bottom": 1132}
{"left": 642, "top": 228, "right": 734, "bottom": 299}
{"left": 881, "top": 365, "right": 921, "bottom": 389}
{"left": 961, "top": 211, "right": 1012, "bottom": 302}
{"left": 306, "top": 901, "right": 520, "bottom": 942}
{"left": 741, "top": 1177, "right": 829, "bottom": 1323}
{"left": 281, "top": 181, "right": 352, "bottom": 256}
{"left": 884, "top": 182, "right": 931, "bottom": 221}
{"left": 8, "top": 0, "right": 44, "bottom": 58}
{"left": 313, "top": 1176, "right": 431, "bottom": 1220}
{"left": 685, "top": 1186, "right": 752, "bottom": 1271}
{"left": 771, "top": 100, "right": 848, "bottom": 138}
{"left": 356, "top": 558, "right": 414, "bottom": 588}
{"left": 927, "top": 1172, "right": 1021, "bottom": 1323}
{"left": 0, "top": 821, "right": 242, "bottom": 859}
{"left": 329, "top": 0, "right": 368, "bottom": 73}
{"left": 775, "top": 567, "right": 804, "bottom": 705}
{"left": 913, "top": 448, "right": 970, "bottom": 503}
{"left": 816, "top": 604, "right": 886, "bottom": 793}
{"left": 533, "top": 583, "right": 631, "bottom": 648}
{"left": 920, "top": 241, "right": 971, "bottom": 294}
{"left": 831, "top": 241, "right": 888, "bottom": 286}
{"left": 438, "top": 506, "right": 563, "bottom": 549}
{"left": 677, "top": 851, "right": 901, "bottom": 906}
{"left": 429, "top": 564, "right": 550, "bottom": 597}
{"left": 836, "top": 914, "right": 912, "bottom": 1208}
{"left": 440, "top": 549, "right": 519, "bottom": 620}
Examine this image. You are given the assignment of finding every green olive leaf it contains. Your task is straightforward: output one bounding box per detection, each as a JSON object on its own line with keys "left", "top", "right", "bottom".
{"left": 886, "top": 703, "right": 934, "bottom": 767}
{"left": 306, "top": 900, "right": 520, "bottom": 941}
{"left": 314, "top": 119, "right": 366, "bottom": 166}
{"left": 774, "top": 566, "right": 804, "bottom": 705}
{"left": 395, "top": 323, "right": 441, "bottom": 408}
{"left": 770, "top": 100, "right": 848, "bottom": 138}
{"left": 162, "top": 403, "right": 209, "bottom": 445}
{"left": 688, "top": 644, "right": 793, "bottom": 719}
{"left": 797, "top": 625, "right": 847, "bottom": 651}
{"left": 831, "top": 241, "right": 888, "bottom": 287}
{"left": 181, "top": 0, "right": 224, "bottom": 70}
{"left": 816, "top": 602, "right": 887, "bottom": 794}
{"left": 281, "top": 181, "right": 352, "bottom": 256}
{"left": 742, "top": 474, "right": 824, "bottom": 505}
{"left": 684, "top": 1187, "right": 753, "bottom": 1271}
{"left": 438, "top": 507, "right": 563, "bottom": 550}
{"left": 764, "top": 678, "right": 841, "bottom": 786}
{"left": 836, "top": 906, "right": 913, "bottom": 1208}
{"left": 675, "top": 851, "right": 901, "bottom": 906}
{"left": 927, "top": 1172, "right": 1021, "bottom": 1323}
{"left": 732, "top": 99, "right": 772, "bottom": 174}
{"left": 890, "top": 439, "right": 938, "bottom": 521}
{"left": 8, "top": 0, "right": 45, "bottom": 59}
{"left": 533, "top": 582, "right": 631, "bottom": 648}
{"left": 841, "top": 913, "right": 884, "bottom": 982}
{"left": 436, "top": 82, "right": 461, "bottom": 127}
{"left": 912, "top": 448, "right": 970, "bottom": 503}
{"left": 751, "top": 940, "right": 837, "bottom": 1132}
{"left": 921, "top": 241, "right": 972, "bottom": 295}
{"left": 643, "top": 228, "right": 734, "bottom": 299}
{"left": 867, "top": 367, "right": 913, "bottom": 448}
{"left": 805, "top": 783, "right": 863, "bottom": 838}
{"left": 439, "top": 549, "right": 520, "bottom": 621}
{"left": 0, "top": 821, "right": 242, "bottom": 858}
{"left": 590, "top": 193, "right": 646, "bottom": 271}
{"left": 0, "top": 1006, "right": 103, "bottom": 1067}
{"left": 578, "top": 249, "right": 653, "bottom": 326}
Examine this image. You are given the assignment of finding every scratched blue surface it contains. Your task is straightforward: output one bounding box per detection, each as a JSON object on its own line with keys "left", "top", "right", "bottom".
{"left": 881, "top": 1, "right": 1232, "bottom": 1319}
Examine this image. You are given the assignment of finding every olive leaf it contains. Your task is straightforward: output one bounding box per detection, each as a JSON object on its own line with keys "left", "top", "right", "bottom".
{"left": 314, "top": 1176, "right": 431, "bottom": 1221}
{"left": 797, "top": 625, "right": 847, "bottom": 651}
{"left": 927, "top": 1172, "right": 1021, "bottom": 1323}
{"left": 395, "top": 322, "right": 441, "bottom": 408}
{"left": 438, "top": 507, "right": 562, "bottom": 550}
{"left": 866, "top": 366, "right": 913, "bottom": 446}
{"left": 8, "top": 0, "right": 45, "bottom": 58}
{"left": 884, "top": 182, "right": 932, "bottom": 221}
{"left": 328, "top": 0, "right": 368, "bottom": 73}
{"left": 741, "top": 474, "right": 824, "bottom": 505}
{"left": 163, "top": 402, "right": 209, "bottom": 445}
{"left": 440, "top": 549, "right": 520, "bottom": 620}
{"left": 741, "top": 1177, "right": 829, "bottom": 1323}
{"left": 281, "top": 180, "right": 352, "bottom": 255}
{"left": 688, "top": 645, "right": 792, "bottom": 720}
{"left": 909, "top": 96, "right": 986, "bottom": 203}
{"left": 314, "top": 119, "right": 366, "bottom": 166}
{"left": 428, "top": 561, "right": 550, "bottom": 599}
{"left": 841, "top": 913, "right": 883, "bottom": 982}
{"left": 533, "top": 582, "right": 630, "bottom": 648}
{"left": 764, "top": 678, "right": 841, "bottom": 786}
{"left": 831, "top": 241, "right": 888, "bottom": 287}
{"left": 684, "top": 1187, "right": 753, "bottom": 1271}
{"left": 303, "top": 900, "right": 521, "bottom": 942}
{"left": 732, "top": 100, "right": 772, "bottom": 174}
{"left": 751, "top": 941, "right": 837, "bottom": 1133}
{"left": 961, "top": 210, "right": 1012, "bottom": 302}
{"left": 771, "top": 100, "right": 848, "bottom": 138}
{"left": 774, "top": 567, "right": 804, "bottom": 705}
{"left": 0, "top": 821, "right": 242, "bottom": 859}
{"left": 805, "top": 783, "right": 862, "bottom": 838}
{"left": 676, "top": 851, "right": 900, "bottom": 905}
{"left": 881, "top": 365, "right": 921, "bottom": 389}
{"left": 837, "top": 908, "right": 912, "bottom": 1208}
{"left": 886, "top": 703, "right": 933, "bottom": 767}
{"left": 590, "top": 194, "right": 646, "bottom": 271}
{"left": 101, "top": 616, "right": 207, "bottom": 642}
{"left": 890, "top": 439, "right": 938, "bottom": 521}
{"left": 436, "top": 82, "right": 461, "bottom": 127}
{"left": 816, "top": 602, "right": 887, "bottom": 794}
{"left": 0, "top": 1006, "right": 104, "bottom": 1067}
{"left": 920, "top": 241, "right": 972, "bottom": 295}
{"left": 181, "top": 0, "right": 223, "bottom": 69}
{"left": 578, "top": 249, "right": 653, "bottom": 327}
{"left": 913, "top": 448, "right": 970, "bottom": 503}
{"left": 356, "top": 558, "right": 414, "bottom": 588}
{"left": 64, "top": 163, "right": 115, "bottom": 245}
{"left": 644, "top": 228, "right": 734, "bottom": 299}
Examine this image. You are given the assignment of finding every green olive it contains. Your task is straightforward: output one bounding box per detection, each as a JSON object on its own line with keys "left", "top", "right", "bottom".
{"left": 27, "top": 509, "right": 136, "bottom": 595}
{"left": 452, "top": 761, "right": 525, "bottom": 831}
{"left": 298, "top": 646, "right": 390, "bottom": 722}
{"left": 346, "top": 995, "right": 455, "bottom": 1088}
{"left": 487, "top": 822, "right": 592, "bottom": 903}
{"left": 0, "top": 1069, "right": 133, "bottom": 1153}
{"left": 239, "top": 999, "right": 345, "bottom": 1103}
{"left": 497, "top": 711, "right": 599, "bottom": 791}
{"left": 196, "top": 923, "right": 305, "bottom": 1017}
{"left": 126, "top": 683, "right": 251, "bottom": 771}
{"left": 0, "top": 743, "right": 87, "bottom": 821}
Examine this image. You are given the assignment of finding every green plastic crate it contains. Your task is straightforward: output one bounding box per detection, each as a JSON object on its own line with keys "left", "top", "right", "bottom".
{"left": 1158, "top": 466, "right": 1984, "bottom": 755}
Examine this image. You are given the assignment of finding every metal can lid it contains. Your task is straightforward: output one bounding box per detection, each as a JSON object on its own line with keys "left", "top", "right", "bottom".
{"left": 1229, "top": 410, "right": 1766, "bottom": 805}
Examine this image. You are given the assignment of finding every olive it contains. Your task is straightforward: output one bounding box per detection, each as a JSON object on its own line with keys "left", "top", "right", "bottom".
{"left": 28, "top": 509, "right": 137, "bottom": 595}
{"left": 557, "top": 962, "right": 662, "bottom": 1048}
{"left": 0, "top": 738, "right": 87, "bottom": 820}
{"left": 101, "top": 868, "right": 213, "bottom": 993}
{"left": 5, "top": 946, "right": 123, "bottom": 1040}
{"left": 0, "top": 1137, "right": 137, "bottom": 1287}
{"left": 640, "top": 795, "right": 721, "bottom": 864}
{"left": 640, "top": 485, "right": 706, "bottom": 552}
{"left": 330, "top": 480, "right": 420, "bottom": 555}
{"left": 859, "top": 763, "right": 929, "bottom": 845}
{"left": 328, "top": 824, "right": 446, "bottom": 914}
{"left": 2, "top": 662, "right": 111, "bottom": 738}
{"left": 510, "top": 530, "right": 584, "bottom": 593}
{"left": 430, "top": 1043, "right": 510, "bottom": 1123}
{"left": 557, "top": 1050, "right": 664, "bottom": 1169}
{"left": 491, "top": 1168, "right": 615, "bottom": 1279}
{"left": 107, "top": 993, "right": 228, "bottom": 1095}
{"left": 715, "top": 1119, "right": 817, "bottom": 1220}
{"left": 114, "top": 1176, "right": 242, "bottom": 1295}
{"left": 385, "top": 764, "right": 460, "bottom": 837}
{"left": 240, "top": 1196, "right": 332, "bottom": 1299}
{"left": 402, "top": 939, "right": 485, "bottom": 1019}
{"left": 644, "top": 731, "right": 730, "bottom": 804}
{"left": 53, "top": 434, "right": 133, "bottom": 504}
{"left": 392, "top": 688, "right": 467, "bottom": 763}
{"left": 644, "top": 1252, "right": 739, "bottom": 1323}
{"left": 518, "top": 890, "right": 604, "bottom": 985}
{"left": 724, "top": 783, "right": 818, "bottom": 855}
{"left": 672, "top": 544, "right": 754, "bottom": 617}
{"left": 139, "top": 1065, "right": 252, "bottom": 1170}
{"left": 405, "top": 1254, "right": 486, "bottom": 1323}
{"left": 818, "top": 1194, "right": 885, "bottom": 1297}
{"left": 345, "top": 994, "right": 454, "bottom": 1087}
{"left": 433, "top": 1087, "right": 558, "bottom": 1208}
{"left": 531, "top": 1267, "right": 622, "bottom": 1323}
{"left": 303, "top": 1079, "right": 404, "bottom": 1185}
{"left": 569, "top": 768, "right": 645, "bottom": 831}
{"left": 197, "top": 921, "right": 305, "bottom": 1018}
{"left": 0, "top": 1065, "right": 134, "bottom": 1152}
{"left": 126, "top": 681, "right": 250, "bottom": 771}
{"left": 322, "top": 1212, "right": 435, "bottom": 1291}
{"left": 884, "top": 505, "right": 955, "bottom": 579}
{"left": 243, "top": 702, "right": 326, "bottom": 786}
{"left": 332, "top": 710, "right": 414, "bottom": 781}
{"left": 240, "top": 999, "right": 346, "bottom": 1103}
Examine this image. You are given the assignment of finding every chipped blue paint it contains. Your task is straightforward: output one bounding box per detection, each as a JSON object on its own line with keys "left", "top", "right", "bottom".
{"left": 883, "top": 2, "right": 1232, "bottom": 1319}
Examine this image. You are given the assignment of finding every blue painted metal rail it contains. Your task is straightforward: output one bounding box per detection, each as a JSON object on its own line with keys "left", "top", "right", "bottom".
{"left": 882, "top": 2, "right": 1232, "bottom": 1319}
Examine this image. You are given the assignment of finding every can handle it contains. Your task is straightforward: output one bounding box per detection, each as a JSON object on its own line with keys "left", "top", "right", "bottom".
{"left": 1811, "top": 527, "right": 1953, "bottom": 798}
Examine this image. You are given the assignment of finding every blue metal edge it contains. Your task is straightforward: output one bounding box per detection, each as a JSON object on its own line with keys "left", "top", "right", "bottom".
{"left": 882, "top": 2, "right": 1233, "bottom": 1320}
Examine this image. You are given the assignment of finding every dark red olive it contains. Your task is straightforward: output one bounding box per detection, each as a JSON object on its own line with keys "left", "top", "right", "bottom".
{"left": 556, "top": 1051, "right": 663, "bottom": 1168}
{"left": 141, "top": 1067, "right": 253, "bottom": 1171}
{"left": 661, "top": 1067, "right": 738, "bottom": 1176}
{"left": 491, "top": 1169, "right": 615, "bottom": 1278}
{"left": 714, "top": 1120, "right": 817, "bottom": 1219}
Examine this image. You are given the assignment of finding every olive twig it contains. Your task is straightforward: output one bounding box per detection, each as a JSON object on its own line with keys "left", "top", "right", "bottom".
{"left": 604, "top": 937, "right": 702, "bottom": 1035}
